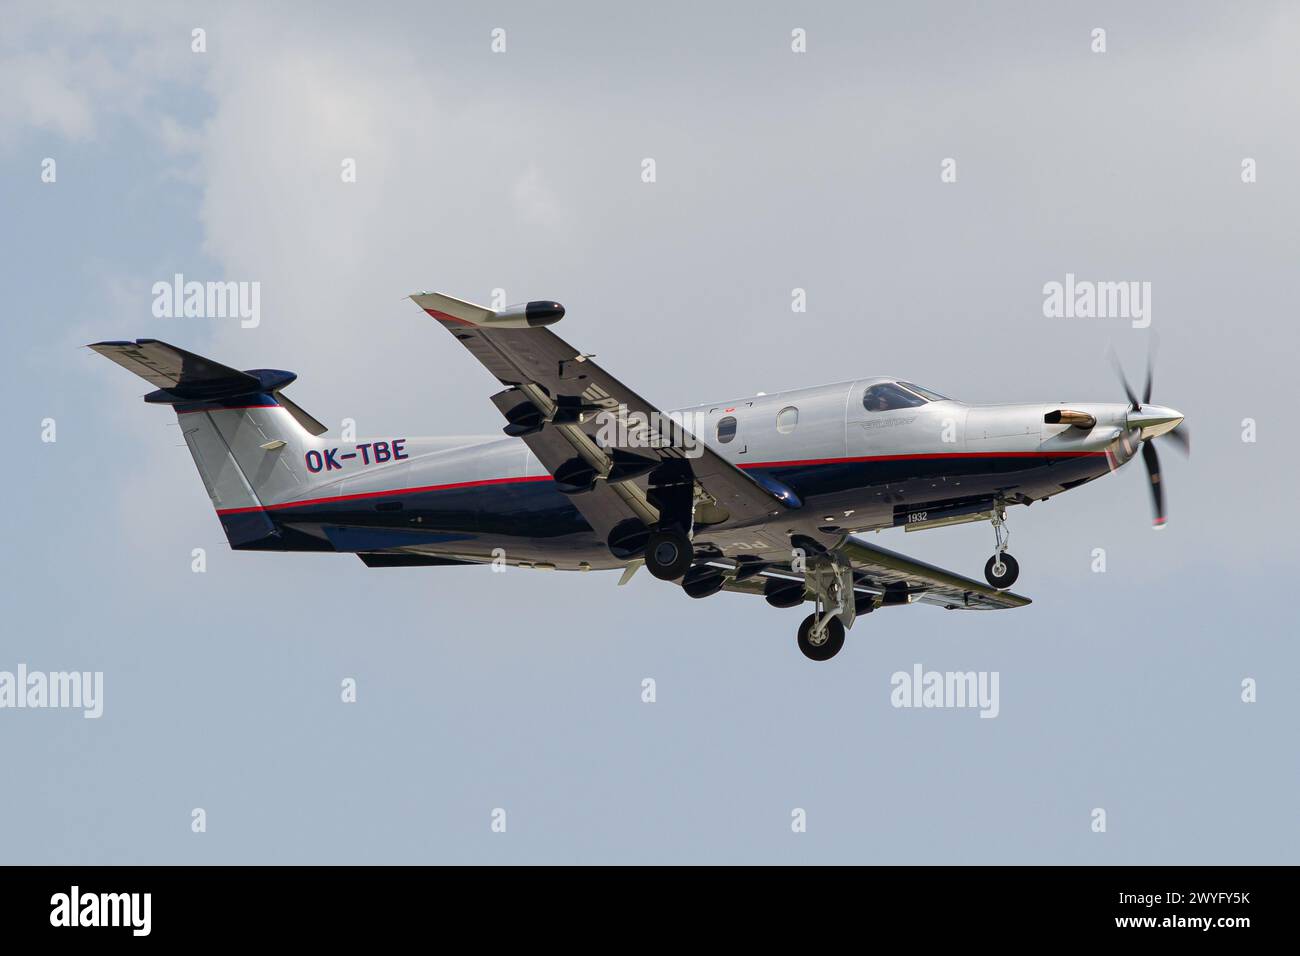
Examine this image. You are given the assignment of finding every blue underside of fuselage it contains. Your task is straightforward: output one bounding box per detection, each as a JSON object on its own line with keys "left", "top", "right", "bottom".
{"left": 220, "top": 454, "right": 1109, "bottom": 554}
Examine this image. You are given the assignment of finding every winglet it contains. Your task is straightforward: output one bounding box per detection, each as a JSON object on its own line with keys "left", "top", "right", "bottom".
{"left": 411, "top": 292, "right": 564, "bottom": 329}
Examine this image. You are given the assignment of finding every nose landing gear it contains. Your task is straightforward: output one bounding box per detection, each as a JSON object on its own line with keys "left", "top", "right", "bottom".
{"left": 982, "top": 506, "right": 1019, "bottom": 589}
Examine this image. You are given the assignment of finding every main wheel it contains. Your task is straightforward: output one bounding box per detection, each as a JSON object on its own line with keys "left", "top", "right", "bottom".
{"left": 983, "top": 552, "right": 1020, "bottom": 589}
{"left": 797, "top": 613, "right": 845, "bottom": 661}
{"left": 644, "top": 529, "right": 694, "bottom": 580}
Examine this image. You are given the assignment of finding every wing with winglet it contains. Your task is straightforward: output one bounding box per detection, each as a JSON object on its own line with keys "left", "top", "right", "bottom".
{"left": 410, "top": 292, "right": 796, "bottom": 550}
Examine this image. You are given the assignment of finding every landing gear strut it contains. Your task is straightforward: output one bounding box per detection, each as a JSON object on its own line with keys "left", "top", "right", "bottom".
{"left": 983, "top": 506, "right": 1019, "bottom": 589}
{"left": 795, "top": 551, "right": 857, "bottom": 661}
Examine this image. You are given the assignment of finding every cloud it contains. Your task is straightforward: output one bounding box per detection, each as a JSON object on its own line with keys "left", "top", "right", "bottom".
{"left": 182, "top": 9, "right": 583, "bottom": 432}
{"left": 0, "top": 3, "right": 196, "bottom": 147}
{"left": 0, "top": 50, "right": 97, "bottom": 140}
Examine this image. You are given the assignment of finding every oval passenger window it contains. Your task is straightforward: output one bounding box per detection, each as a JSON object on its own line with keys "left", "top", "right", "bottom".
{"left": 776, "top": 406, "right": 798, "bottom": 434}
{"left": 716, "top": 416, "right": 738, "bottom": 443}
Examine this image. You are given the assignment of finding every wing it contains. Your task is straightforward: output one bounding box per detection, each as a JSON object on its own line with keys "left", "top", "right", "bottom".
{"left": 709, "top": 534, "right": 1030, "bottom": 611}
{"left": 411, "top": 292, "right": 795, "bottom": 546}
{"left": 835, "top": 536, "right": 1030, "bottom": 609}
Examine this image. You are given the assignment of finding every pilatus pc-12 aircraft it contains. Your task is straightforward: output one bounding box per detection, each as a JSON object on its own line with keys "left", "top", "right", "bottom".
{"left": 92, "top": 291, "right": 1187, "bottom": 661}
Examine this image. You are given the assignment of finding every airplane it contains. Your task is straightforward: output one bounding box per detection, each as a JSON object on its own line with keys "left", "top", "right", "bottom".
{"left": 90, "top": 291, "right": 1187, "bottom": 661}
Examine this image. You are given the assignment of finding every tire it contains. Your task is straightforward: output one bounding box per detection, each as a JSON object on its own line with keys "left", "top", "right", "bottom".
{"left": 681, "top": 567, "right": 725, "bottom": 599}
{"left": 983, "top": 552, "right": 1020, "bottom": 589}
{"left": 644, "top": 529, "right": 694, "bottom": 581}
{"left": 797, "top": 613, "right": 845, "bottom": 661}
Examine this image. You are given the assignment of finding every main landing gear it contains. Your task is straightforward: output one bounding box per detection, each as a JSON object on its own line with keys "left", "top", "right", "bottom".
{"left": 797, "top": 614, "right": 845, "bottom": 661}
{"left": 983, "top": 506, "right": 1019, "bottom": 589}
{"left": 795, "top": 551, "right": 858, "bottom": 661}
{"left": 644, "top": 527, "right": 694, "bottom": 581}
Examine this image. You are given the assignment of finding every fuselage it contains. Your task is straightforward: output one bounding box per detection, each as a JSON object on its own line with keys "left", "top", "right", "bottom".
{"left": 225, "top": 377, "right": 1142, "bottom": 569}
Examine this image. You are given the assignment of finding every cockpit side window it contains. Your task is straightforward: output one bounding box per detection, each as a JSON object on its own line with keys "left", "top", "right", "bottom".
{"left": 862, "top": 382, "right": 927, "bottom": 412}
{"left": 898, "top": 381, "right": 950, "bottom": 402}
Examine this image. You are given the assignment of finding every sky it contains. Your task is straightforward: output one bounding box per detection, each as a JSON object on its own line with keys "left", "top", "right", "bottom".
{"left": 1, "top": 0, "right": 1296, "bottom": 864}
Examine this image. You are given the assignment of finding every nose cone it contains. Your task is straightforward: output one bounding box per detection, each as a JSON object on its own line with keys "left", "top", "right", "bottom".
{"left": 1127, "top": 404, "right": 1184, "bottom": 439}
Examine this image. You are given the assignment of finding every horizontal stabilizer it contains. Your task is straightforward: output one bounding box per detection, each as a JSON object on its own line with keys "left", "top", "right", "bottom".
{"left": 89, "top": 339, "right": 258, "bottom": 396}
{"left": 89, "top": 338, "right": 328, "bottom": 435}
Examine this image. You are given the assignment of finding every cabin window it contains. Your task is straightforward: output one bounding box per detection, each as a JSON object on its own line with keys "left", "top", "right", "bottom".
{"left": 862, "top": 382, "right": 927, "bottom": 412}
{"left": 716, "top": 416, "right": 738, "bottom": 443}
{"left": 776, "top": 406, "right": 798, "bottom": 434}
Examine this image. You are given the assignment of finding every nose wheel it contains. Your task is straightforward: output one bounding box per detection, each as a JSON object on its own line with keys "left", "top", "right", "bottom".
{"left": 983, "top": 553, "right": 1019, "bottom": 589}
{"left": 983, "top": 506, "right": 1019, "bottom": 589}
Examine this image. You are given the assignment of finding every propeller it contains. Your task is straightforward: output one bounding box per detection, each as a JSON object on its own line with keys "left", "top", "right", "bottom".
{"left": 1109, "top": 348, "right": 1188, "bottom": 529}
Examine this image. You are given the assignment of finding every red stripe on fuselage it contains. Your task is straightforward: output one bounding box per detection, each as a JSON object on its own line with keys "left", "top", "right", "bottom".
{"left": 738, "top": 451, "right": 1105, "bottom": 469}
{"left": 216, "top": 474, "right": 553, "bottom": 515}
{"left": 214, "top": 450, "right": 1106, "bottom": 516}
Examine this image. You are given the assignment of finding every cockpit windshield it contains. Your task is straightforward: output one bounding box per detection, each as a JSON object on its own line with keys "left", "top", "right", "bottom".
{"left": 862, "top": 382, "right": 926, "bottom": 412}
{"left": 862, "top": 381, "right": 951, "bottom": 412}
{"left": 898, "top": 381, "right": 950, "bottom": 402}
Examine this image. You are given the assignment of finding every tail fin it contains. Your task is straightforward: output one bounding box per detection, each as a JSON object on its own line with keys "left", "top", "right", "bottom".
{"left": 90, "top": 339, "right": 328, "bottom": 548}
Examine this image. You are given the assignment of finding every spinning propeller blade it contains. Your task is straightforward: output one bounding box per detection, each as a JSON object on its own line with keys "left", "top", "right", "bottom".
{"left": 1111, "top": 349, "right": 1185, "bottom": 528}
{"left": 1163, "top": 424, "right": 1190, "bottom": 456}
{"left": 1141, "top": 439, "right": 1165, "bottom": 529}
{"left": 1109, "top": 348, "right": 1141, "bottom": 410}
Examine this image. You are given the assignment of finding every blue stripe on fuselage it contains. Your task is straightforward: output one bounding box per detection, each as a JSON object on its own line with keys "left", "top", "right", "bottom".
{"left": 225, "top": 453, "right": 1107, "bottom": 551}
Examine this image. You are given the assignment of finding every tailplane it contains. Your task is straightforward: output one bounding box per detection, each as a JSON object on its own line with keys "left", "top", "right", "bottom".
{"left": 90, "top": 339, "right": 328, "bottom": 548}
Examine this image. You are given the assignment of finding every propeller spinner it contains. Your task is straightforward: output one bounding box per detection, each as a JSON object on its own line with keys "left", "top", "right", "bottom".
{"left": 1110, "top": 352, "right": 1188, "bottom": 528}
